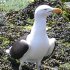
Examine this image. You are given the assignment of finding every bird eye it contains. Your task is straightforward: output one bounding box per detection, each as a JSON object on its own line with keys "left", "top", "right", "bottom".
{"left": 44, "top": 9, "right": 47, "bottom": 10}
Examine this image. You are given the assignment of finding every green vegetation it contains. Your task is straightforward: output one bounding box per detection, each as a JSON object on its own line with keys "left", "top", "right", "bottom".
{"left": 61, "top": 0, "right": 70, "bottom": 2}
{"left": 59, "top": 63, "right": 70, "bottom": 70}
{"left": 24, "top": 25, "right": 32, "bottom": 30}
{"left": 0, "top": 36, "right": 10, "bottom": 47}
{"left": 0, "top": 0, "right": 33, "bottom": 12}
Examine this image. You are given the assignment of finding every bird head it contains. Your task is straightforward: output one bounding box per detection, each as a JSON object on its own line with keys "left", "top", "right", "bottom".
{"left": 35, "top": 5, "right": 62, "bottom": 18}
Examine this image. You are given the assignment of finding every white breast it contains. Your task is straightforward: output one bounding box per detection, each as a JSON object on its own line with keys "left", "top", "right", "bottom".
{"left": 26, "top": 34, "right": 49, "bottom": 60}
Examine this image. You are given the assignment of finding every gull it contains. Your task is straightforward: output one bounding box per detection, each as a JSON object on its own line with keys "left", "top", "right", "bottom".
{"left": 6, "top": 5, "right": 62, "bottom": 70}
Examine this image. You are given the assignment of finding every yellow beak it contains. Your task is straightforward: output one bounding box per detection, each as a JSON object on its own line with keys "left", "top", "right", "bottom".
{"left": 52, "top": 8, "right": 62, "bottom": 14}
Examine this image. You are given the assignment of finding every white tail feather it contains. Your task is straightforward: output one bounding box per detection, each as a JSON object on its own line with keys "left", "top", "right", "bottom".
{"left": 5, "top": 46, "right": 12, "bottom": 54}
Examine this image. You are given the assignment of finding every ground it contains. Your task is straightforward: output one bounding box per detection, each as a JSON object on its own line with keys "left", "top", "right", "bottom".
{"left": 0, "top": 1, "right": 70, "bottom": 70}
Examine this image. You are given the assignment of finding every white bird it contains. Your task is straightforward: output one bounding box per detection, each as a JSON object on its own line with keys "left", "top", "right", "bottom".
{"left": 6, "top": 5, "right": 62, "bottom": 70}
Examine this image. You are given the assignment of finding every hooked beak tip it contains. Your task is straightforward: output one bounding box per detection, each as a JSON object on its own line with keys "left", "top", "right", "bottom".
{"left": 52, "top": 8, "right": 62, "bottom": 14}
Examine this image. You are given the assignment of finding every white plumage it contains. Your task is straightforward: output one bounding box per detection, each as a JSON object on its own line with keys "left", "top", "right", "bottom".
{"left": 6, "top": 5, "right": 62, "bottom": 70}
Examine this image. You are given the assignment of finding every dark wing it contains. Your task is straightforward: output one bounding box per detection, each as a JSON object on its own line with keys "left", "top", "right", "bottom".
{"left": 10, "top": 40, "right": 29, "bottom": 59}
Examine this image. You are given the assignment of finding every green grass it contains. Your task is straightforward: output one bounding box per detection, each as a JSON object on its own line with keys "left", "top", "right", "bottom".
{"left": 0, "top": 0, "right": 34, "bottom": 12}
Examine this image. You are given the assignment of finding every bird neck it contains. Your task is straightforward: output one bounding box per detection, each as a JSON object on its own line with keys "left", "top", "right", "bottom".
{"left": 31, "top": 16, "right": 47, "bottom": 35}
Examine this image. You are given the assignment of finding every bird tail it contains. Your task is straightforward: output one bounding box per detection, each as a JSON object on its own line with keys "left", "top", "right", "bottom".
{"left": 5, "top": 46, "right": 12, "bottom": 55}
